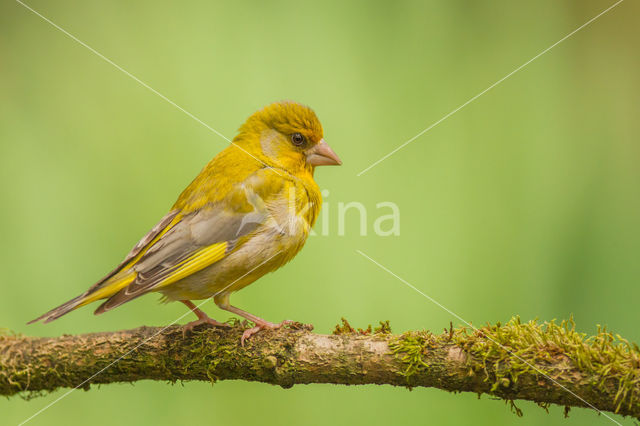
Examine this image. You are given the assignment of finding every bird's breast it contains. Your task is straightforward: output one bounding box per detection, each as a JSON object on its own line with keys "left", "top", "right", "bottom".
{"left": 159, "top": 174, "right": 321, "bottom": 301}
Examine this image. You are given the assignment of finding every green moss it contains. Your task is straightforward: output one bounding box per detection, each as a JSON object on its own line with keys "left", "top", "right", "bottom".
{"left": 333, "top": 318, "right": 391, "bottom": 336}
{"left": 333, "top": 318, "right": 357, "bottom": 335}
{"left": 374, "top": 321, "right": 392, "bottom": 335}
{"left": 507, "top": 399, "right": 523, "bottom": 417}
{"left": 389, "top": 316, "right": 640, "bottom": 415}
{"left": 173, "top": 320, "right": 305, "bottom": 389}
{"left": 462, "top": 317, "right": 640, "bottom": 413}
{"left": 182, "top": 324, "right": 246, "bottom": 384}
{"left": 452, "top": 318, "right": 553, "bottom": 394}
{"left": 389, "top": 330, "right": 438, "bottom": 379}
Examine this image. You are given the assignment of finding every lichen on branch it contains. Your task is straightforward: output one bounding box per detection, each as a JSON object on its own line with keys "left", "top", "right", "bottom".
{"left": 1, "top": 317, "right": 638, "bottom": 420}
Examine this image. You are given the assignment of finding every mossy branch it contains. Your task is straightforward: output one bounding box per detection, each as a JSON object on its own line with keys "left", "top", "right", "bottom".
{"left": 1, "top": 317, "right": 639, "bottom": 419}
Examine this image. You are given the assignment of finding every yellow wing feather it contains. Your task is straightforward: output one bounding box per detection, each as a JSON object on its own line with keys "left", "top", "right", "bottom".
{"left": 76, "top": 272, "right": 136, "bottom": 307}
{"left": 84, "top": 241, "right": 228, "bottom": 307}
{"left": 154, "top": 241, "right": 227, "bottom": 289}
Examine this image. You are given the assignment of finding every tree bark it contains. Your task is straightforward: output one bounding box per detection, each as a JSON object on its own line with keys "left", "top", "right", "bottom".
{"left": 1, "top": 318, "right": 638, "bottom": 420}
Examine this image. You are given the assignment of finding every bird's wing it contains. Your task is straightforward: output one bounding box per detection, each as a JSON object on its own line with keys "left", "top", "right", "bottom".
{"left": 29, "top": 169, "right": 283, "bottom": 324}
{"left": 93, "top": 171, "right": 281, "bottom": 314}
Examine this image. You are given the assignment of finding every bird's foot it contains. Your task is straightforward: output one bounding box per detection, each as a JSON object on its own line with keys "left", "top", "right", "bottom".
{"left": 241, "top": 320, "right": 295, "bottom": 346}
{"left": 182, "top": 317, "right": 230, "bottom": 337}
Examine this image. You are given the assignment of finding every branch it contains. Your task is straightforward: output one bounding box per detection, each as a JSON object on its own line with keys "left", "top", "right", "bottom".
{"left": 1, "top": 317, "right": 638, "bottom": 419}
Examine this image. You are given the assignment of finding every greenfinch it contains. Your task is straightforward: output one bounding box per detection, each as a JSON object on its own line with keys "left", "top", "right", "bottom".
{"left": 29, "top": 101, "right": 342, "bottom": 343}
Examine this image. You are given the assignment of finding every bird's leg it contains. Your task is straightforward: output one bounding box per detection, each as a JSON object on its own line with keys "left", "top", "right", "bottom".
{"left": 214, "top": 294, "right": 292, "bottom": 345}
{"left": 181, "top": 300, "right": 229, "bottom": 335}
{"left": 226, "top": 305, "right": 294, "bottom": 346}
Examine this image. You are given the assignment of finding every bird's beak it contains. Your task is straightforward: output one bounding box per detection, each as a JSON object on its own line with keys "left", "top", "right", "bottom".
{"left": 306, "top": 139, "right": 342, "bottom": 166}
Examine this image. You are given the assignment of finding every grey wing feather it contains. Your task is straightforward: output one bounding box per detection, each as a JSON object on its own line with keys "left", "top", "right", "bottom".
{"left": 94, "top": 203, "right": 267, "bottom": 314}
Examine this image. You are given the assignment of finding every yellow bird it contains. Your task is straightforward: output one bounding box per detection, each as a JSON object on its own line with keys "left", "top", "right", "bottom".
{"left": 29, "top": 101, "right": 342, "bottom": 343}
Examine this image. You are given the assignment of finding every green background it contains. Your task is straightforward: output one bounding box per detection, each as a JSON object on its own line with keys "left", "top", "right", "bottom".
{"left": 1, "top": 0, "right": 638, "bottom": 425}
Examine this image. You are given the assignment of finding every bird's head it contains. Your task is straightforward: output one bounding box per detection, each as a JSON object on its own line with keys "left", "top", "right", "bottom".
{"left": 235, "top": 101, "right": 342, "bottom": 173}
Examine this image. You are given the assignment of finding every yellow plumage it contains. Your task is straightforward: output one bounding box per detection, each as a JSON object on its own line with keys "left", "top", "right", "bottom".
{"left": 29, "top": 101, "right": 341, "bottom": 343}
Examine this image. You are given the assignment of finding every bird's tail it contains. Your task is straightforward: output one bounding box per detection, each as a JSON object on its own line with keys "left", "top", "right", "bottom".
{"left": 27, "top": 271, "right": 136, "bottom": 324}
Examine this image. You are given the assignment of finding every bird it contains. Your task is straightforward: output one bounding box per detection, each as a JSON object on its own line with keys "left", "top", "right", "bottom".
{"left": 28, "top": 100, "right": 342, "bottom": 344}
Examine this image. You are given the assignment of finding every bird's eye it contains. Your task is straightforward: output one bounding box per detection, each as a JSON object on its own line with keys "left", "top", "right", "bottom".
{"left": 291, "top": 133, "right": 305, "bottom": 146}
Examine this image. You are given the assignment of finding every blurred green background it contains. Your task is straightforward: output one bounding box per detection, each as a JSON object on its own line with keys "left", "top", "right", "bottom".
{"left": 1, "top": 0, "right": 639, "bottom": 425}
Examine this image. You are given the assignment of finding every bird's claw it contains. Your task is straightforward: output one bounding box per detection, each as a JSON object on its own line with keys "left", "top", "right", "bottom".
{"left": 182, "top": 317, "right": 230, "bottom": 337}
{"left": 241, "top": 320, "right": 295, "bottom": 346}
